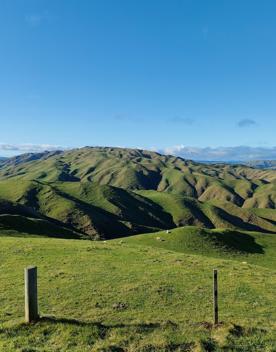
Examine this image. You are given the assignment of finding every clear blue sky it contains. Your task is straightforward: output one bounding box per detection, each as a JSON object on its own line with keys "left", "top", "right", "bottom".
{"left": 1, "top": 0, "right": 276, "bottom": 159}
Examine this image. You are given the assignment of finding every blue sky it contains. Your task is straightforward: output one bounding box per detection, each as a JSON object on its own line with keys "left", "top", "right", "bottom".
{"left": 0, "top": 0, "right": 276, "bottom": 160}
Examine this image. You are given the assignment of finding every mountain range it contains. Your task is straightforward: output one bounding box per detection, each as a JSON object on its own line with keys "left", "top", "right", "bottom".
{"left": 198, "top": 159, "right": 276, "bottom": 169}
{"left": 246, "top": 160, "right": 276, "bottom": 170}
{"left": 0, "top": 147, "right": 276, "bottom": 239}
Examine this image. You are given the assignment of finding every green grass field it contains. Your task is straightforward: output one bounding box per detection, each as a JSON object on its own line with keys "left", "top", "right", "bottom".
{"left": 0, "top": 228, "right": 275, "bottom": 351}
{"left": 124, "top": 226, "right": 276, "bottom": 269}
{"left": 0, "top": 148, "right": 276, "bottom": 350}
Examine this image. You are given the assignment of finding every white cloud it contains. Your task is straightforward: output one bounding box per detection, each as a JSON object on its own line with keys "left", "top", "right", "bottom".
{"left": 159, "top": 145, "right": 276, "bottom": 161}
{"left": 0, "top": 144, "right": 66, "bottom": 154}
{"left": 1, "top": 143, "right": 276, "bottom": 162}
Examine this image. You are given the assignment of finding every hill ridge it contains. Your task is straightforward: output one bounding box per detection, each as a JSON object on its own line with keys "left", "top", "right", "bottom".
{"left": 0, "top": 147, "right": 276, "bottom": 239}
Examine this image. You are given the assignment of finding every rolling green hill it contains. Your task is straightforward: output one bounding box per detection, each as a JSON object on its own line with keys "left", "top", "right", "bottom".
{"left": 0, "top": 199, "right": 82, "bottom": 239}
{"left": 1, "top": 148, "right": 276, "bottom": 350}
{"left": 124, "top": 226, "right": 276, "bottom": 269}
{"left": 0, "top": 147, "right": 276, "bottom": 239}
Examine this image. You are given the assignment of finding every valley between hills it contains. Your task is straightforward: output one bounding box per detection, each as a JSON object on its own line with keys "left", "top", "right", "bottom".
{"left": 0, "top": 147, "right": 276, "bottom": 351}
{"left": 0, "top": 146, "right": 276, "bottom": 240}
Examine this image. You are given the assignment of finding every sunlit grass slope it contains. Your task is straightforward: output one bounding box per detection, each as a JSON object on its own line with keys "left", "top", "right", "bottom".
{"left": 123, "top": 226, "right": 276, "bottom": 269}
{"left": 1, "top": 147, "right": 276, "bottom": 205}
{"left": 138, "top": 190, "right": 276, "bottom": 233}
{"left": 0, "top": 147, "right": 276, "bottom": 239}
{"left": 0, "top": 178, "right": 275, "bottom": 239}
{"left": 0, "top": 235, "right": 275, "bottom": 351}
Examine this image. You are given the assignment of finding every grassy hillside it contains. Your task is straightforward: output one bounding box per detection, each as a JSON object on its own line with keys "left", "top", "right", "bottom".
{"left": 1, "top": 147, "right": 276, "bottom": 198}
{"left": 124, "top": 226, "right": 276, "bottom": 269}
{"left": 1, "top": 148, "right": 275, "bottom": 351}
{"left": 0, "top": 234, "right": 275, "bottom": 351}
{"left": 0, "top": 214, "right": 81, "bottom": 239}
{"left": 0, "top": 147, "right": 276, "bottom": 238}
{"left": 0, "top": 177, "right": 275, "bottom": 239}
{"left": 138, "top": 190, "right": 276, "bottom": 233}
{"left": 0, "top": 180, "right": 174, "bottom": 239}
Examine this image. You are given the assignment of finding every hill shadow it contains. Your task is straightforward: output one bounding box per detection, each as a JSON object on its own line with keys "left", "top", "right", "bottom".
{"left": 215, "top": 206, "right": 275, "bottom": 233}
{"left": 258, "top": 216, "right": 276, "bottom": 227}
{"left": 0, "top": 214, "right": 81, "bottom": 239}
{"left": 181, "top": 199, "right": 214, "bottom": 228}
{"left": 209, "top": 230, "right": 264, "bottom": 254}
{"left": 48, "top": 183, "right": 175, "bottom": 239}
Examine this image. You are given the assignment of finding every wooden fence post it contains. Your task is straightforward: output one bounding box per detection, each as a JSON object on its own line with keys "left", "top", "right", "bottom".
{"left": 213, "top": 269, "right": 218, "bottom": 325}
{"left": 25, "top": 266, "right": 39, "bottom": 323}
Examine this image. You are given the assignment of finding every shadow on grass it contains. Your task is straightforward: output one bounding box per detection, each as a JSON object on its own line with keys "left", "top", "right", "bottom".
{"left": 25, "top": 317, "right": 195, "bottom": 352}
{"left": 2, "top": 316, "right": 196, "bottom": 352}
{"left": 40, "top": 315, "right": 161, "bottom": 331}
{"left": 0, "top": 316, "right": 162, "bottom": 343}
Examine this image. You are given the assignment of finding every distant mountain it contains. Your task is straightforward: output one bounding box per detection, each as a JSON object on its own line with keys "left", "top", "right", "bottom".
{"left": 0, "top": 147, "right": 276, "bottom": 239}
{"left": 197, "top": 160, "right": 243, "bottom": 165}
{"left": 198, "top": 159, "right": 276, "bottom": 170}
{"left": 0, "top": 150, "right": 62, "bottom": 166}
{"left": 246, "top": 160, "right": 276, "bottom": 170}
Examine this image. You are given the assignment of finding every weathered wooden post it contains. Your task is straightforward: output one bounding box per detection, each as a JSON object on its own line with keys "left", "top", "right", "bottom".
{"left": 25, "top": 266, "right": 39, "bottom": 323}
{"left": 213, "top": 269, "right": 218, "bottom": 325}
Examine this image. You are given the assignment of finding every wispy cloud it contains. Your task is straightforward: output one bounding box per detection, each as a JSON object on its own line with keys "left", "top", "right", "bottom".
{"left": 113, "top": 114, "right": 128, "bottom": 121}
{"left": 237, "top": 119, "right": 256, "bottom": 127}
{"left": 25, "top": 11, "right": 52, "bottom": 27}
{"left": 0, "top": 144, "right": 66, "bottom": 154}
{"left": 202, "top": 26, "right": 209, "bottom": 39}
{"left": 158, "top": 145, "right": 276, "bottom": 161}
{"left": 168, "top": 116, "right": 195, "bottom": 125}
{"left": 113, "top": 114, "right": 145, "bottom": 123}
